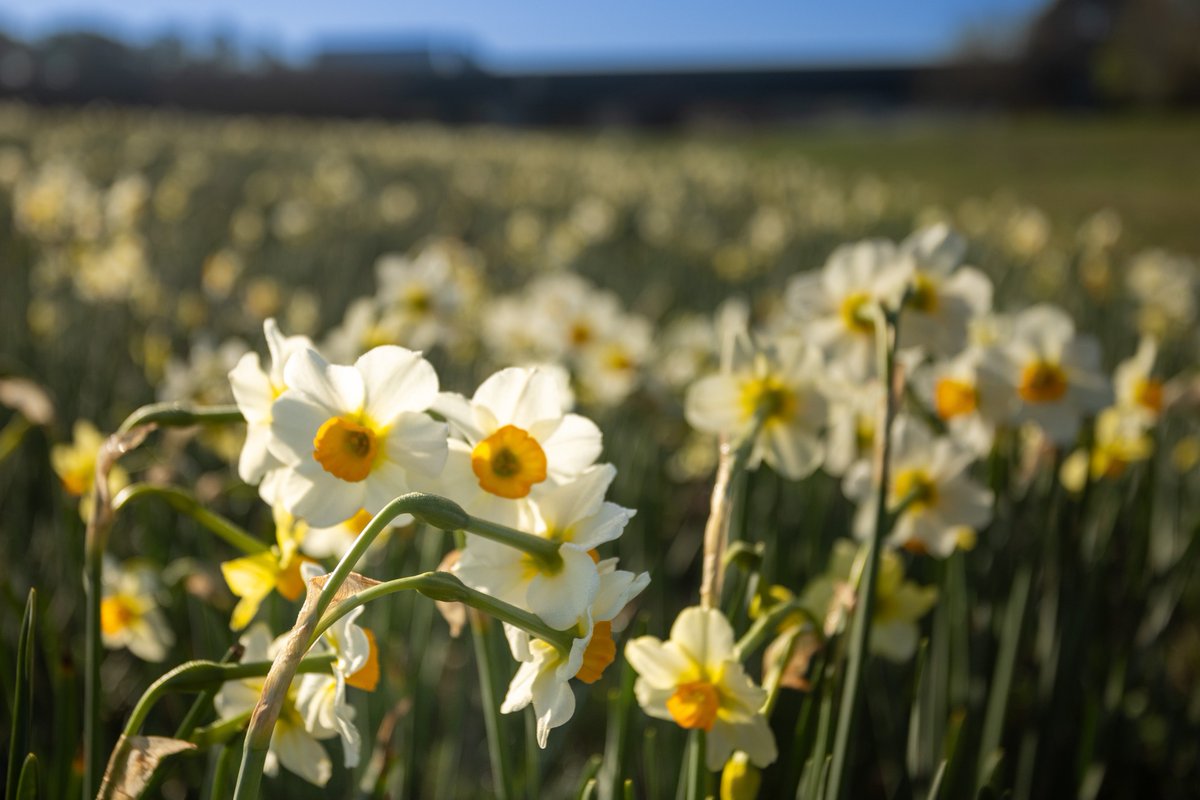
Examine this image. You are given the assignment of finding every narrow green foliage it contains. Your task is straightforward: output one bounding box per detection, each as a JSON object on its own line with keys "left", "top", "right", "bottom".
{"left": 6, "top": 588, "right": 36, "bottom": 800}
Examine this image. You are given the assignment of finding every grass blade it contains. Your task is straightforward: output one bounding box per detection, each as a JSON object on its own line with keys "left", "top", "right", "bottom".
{"left": 6, "top": 588, "right": 37, "bottom": 800}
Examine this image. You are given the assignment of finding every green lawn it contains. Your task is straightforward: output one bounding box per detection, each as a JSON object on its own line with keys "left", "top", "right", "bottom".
{"left": 731, "top": 115, "right": 1200, "bottom": 255}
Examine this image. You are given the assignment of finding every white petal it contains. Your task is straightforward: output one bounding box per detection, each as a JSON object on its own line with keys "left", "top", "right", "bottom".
{"left": 287, "top": 460, "right": 367, "bottom": 528}
{"left": 684, "top": 373, "right": 744, "bottom": 436}
{"left": 284, "top": 348, "right": 364, "bottom": 413}
{"left": 356, "top": 345, "right": 439, "bottom": 425}
{"left": 432, "top": 391, "right": 482, "bottom": 441}
{"left": 383, "top": 412, "right": 448, "bottom": 477}
{"left": 267, "top": 393, "right": 330, "bottom": 466}
{"left": 526, "top": 545, "right": 600, "bottom": 630}
{"left": 474, "top": 367, "right": 566, "bottom": 428}
{"left": 541, "top": 413, "right": 603, "bottom": 479}
{"left": 229, "top": 352, "right": 274, "bottom": 424}
{"left": 670, "top": 606, "right": 735, "bottom": 673}
{"left": 272, "top": 723, "right": 332, "bottom": 787}
{"left": 238, "top": 423, "right": 278, "bottom": 486}
{"left": 532, "top": 464, "right": 615, "bottom": 532}
{"left": 625, "top": 637, "right": 696, "bottom": 690}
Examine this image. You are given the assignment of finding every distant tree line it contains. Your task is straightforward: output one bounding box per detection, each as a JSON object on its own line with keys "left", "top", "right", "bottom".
{"left": 0, "top": 0, "right": 1194, "bottom": 124}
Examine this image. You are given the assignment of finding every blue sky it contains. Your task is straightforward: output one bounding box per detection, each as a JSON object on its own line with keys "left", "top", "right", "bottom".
{"left": 0, "top": 0, "right": 1047, "bottom": 70}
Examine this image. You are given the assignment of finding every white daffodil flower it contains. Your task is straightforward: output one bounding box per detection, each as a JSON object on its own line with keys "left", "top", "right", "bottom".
{"left": 914, "top": 347, "right": 1015, "bottom": 456}
{"left": 267, "top": 345, "right": 447, "bottom": 527}
{"left": 685, "top": 333, "right": 828, "bottom": 481}
{"left": 799, "top": 539, "right": 937, "bottom": 662}
{"left": 575, "top": 314, "right": 653, "bottom": 407}
{"left": 784, "top": 239, "right": 896, "bottom": 378}
{"left": 626, "top": 606, "right": 777, "bottom": 771}
{"left": 844, "top": 416, "right": 992, "bottom": 557}
{"left": 426, "top": 366, "right": 602, "bottom": 527}
{"left": 456, "top": 463, "right": 632, "bottom": 630}
{"left": 214, "top": 624, "right": 333, "bottom": 787}
{"left": 882, "top": 224, "right": 993, "bottom": 358}
{"left": 501, "top": 560, "right": 650, "bottom": 747}
{"left": 228, "top": 318, "right": 314, "bottom": 495}
{"left": 988, "top": 304, "right": 1110, "bottom": 445}
{"left": 373, "top": 242, "right": 480, "bottom": 353}
{"left": 99, "top": 558, "right": 174, "bottom": 662}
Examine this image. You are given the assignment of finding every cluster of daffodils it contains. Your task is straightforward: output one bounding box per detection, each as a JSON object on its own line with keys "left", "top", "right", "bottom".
{"left": 680, "top": 224, "right": 1185, "bottom": 562}
{"left": 480, "top": 273, "right": 655, "bottom": 408}
{"left": 323, "top": 239, "right": 484, "bottom": 362}
{"left": 213, "top": 322, "right": 648, "bottom": 784}
{"left": 633, "top": 224, "right": 1186, "bottom": 764}
{"left": 214, "top": 602, "right": 379, "bottom": 786}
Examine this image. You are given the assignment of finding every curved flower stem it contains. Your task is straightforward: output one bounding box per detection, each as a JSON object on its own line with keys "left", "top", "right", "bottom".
{"left": 121, "top": 654, "right": 336, "bottom": 739}
{"left": 84, "top": 402, "right": 246, "bottom": 799}
{"left": 233, "top": 492, "right": 563, "bottom": 799}
{"left": 116, "top": 403, "right": 244, "bottom": 435}
{"left": 464, "top": 514, "right": 563, "bottom": 571}
{"left": 113, "top": 483, "right": 268, "bottom": 555}
{"left": 309, "top": 570, "right": 574, "bottom": 654}
{"left": 96, "top": 654, "right": 335, "bottom": 800}
{"left": 826, "top": 304, "right": 901, "bottom": 800}
{"left": 733, "top": 601, "right": 819, "bottom": 663}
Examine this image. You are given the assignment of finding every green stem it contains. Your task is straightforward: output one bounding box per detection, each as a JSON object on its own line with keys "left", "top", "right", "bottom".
{"left": 465, "top": 514, "right": 563, "bottom": 571}
{"left": 84, "top": 541, "right": 103, "bottom": 800}
{"left": 685, "top": 730, "right": 708, "bottom": 800}
{"left": 733, "top": 600, "right": 816, "bottom": 663}
{"left": 762, "top": 628, "right": 803, "bottom": 717}
{"left": 232, "top": 492, "right": 545, "bottom": 800}
{"left": 826, "top": 305, "right": 900, "bottom": 800}
{"left": 117, "top": 403, "right": 244, "bottom": 435}
{"left": 83, "top": 403, "right": 246, "bottom": 798}
{"left": 191, "top": 712, "right": 253, "bottom": 749}
{"left": 113, "top": 484, "right": 268, "bottom": 555}
{"left": 122, "top": 654, "right": 336, "bottom": 738}
{"left": 210, "top": 736, "right": 244, "bottom": 800}
{"left": 471, "top": 610, "right": 514, "bottom": 800}
{"left": 310, "top": 571, "right": 574, "bottom": 654}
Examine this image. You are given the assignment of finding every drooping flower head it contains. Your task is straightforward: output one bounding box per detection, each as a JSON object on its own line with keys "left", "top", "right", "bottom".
{"left": 214, "top": 624, "right": 333, "bottom": 787}
{"left": 220, "top": 504, "right": 313, "bottom": 630}
{"left": 501, "top": 560, "right": 649, "bottom": 747}
{"left": 295, "top": 568, "right": 381, "bottom": 770}
{"left": 51, "top": 419, "right": 129, "bottom": 521}
{"left": 1113, "top": 336, "right": 1165, "bottom": 425}
{"left": 455, "top": 464, "right": 632, "bottom": 632}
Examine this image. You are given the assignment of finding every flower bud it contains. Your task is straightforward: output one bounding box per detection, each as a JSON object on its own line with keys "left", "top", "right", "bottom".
{"left": 720, "top": 751, "right": 760, "bottom": 800}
